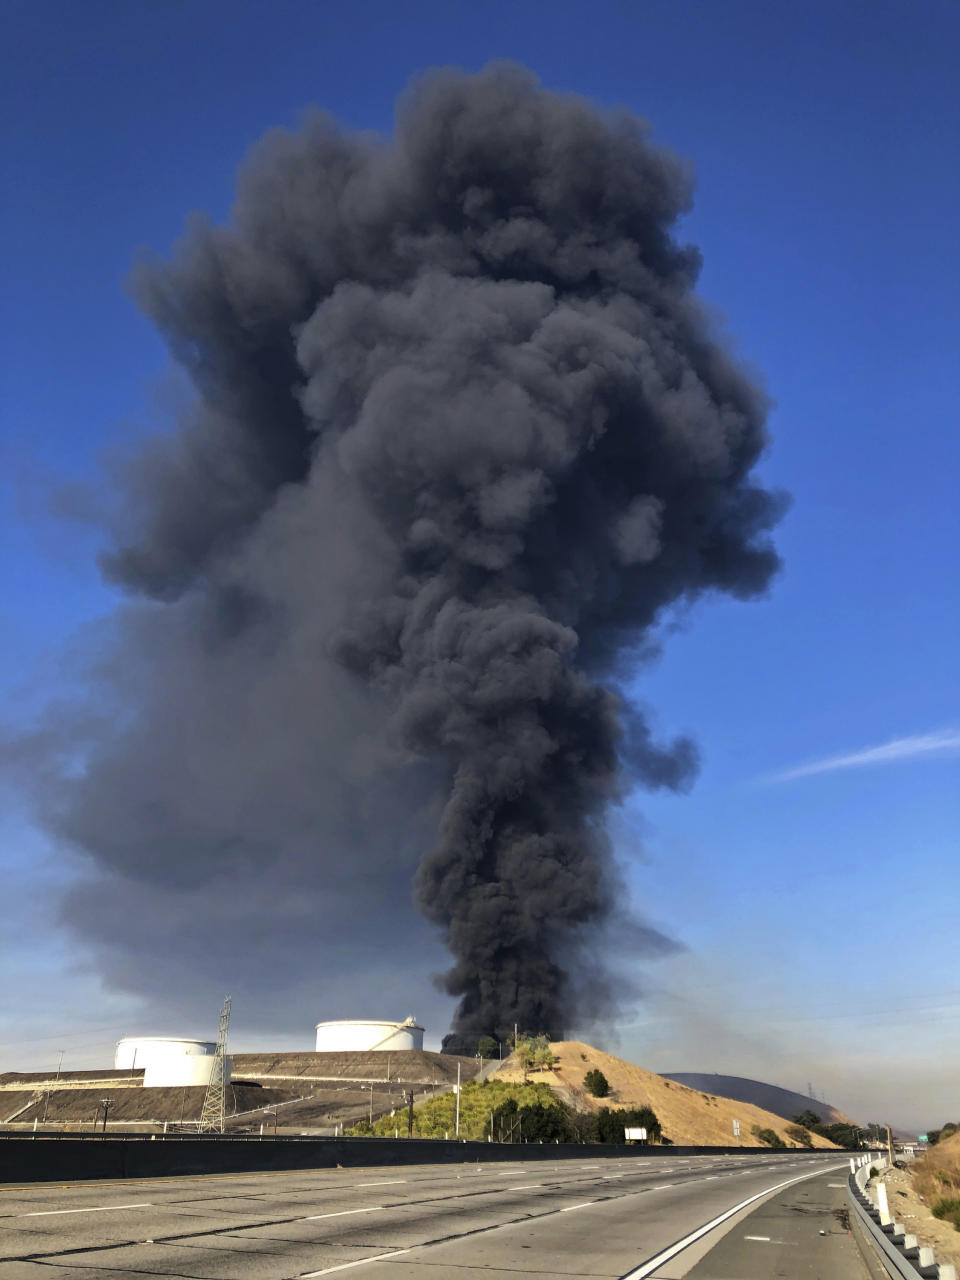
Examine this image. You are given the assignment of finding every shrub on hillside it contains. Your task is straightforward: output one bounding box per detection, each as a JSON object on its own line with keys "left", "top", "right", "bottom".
{"left": 584, "top": 1069, "right": 610, "bottom": 1097}
{"left": 752, "top": 1125, "right": 786, "bottom": 1148}
{"left": 932, "top": 1197, "right": 960, "bottom": 1231}
{"left": 785, "top": 1124, "right": 814, "bottom": 1148}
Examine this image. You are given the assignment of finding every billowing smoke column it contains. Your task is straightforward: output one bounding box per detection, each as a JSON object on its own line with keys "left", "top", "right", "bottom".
{"left": 48, "top": 66, "right": 783, "bottom": 1045}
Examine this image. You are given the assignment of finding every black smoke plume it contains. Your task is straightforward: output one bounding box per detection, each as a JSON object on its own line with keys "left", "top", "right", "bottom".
{"left": 27, "top": 65, "right": 783, "bottom": 1044}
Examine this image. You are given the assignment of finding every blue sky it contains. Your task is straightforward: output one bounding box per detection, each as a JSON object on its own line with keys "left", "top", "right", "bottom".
{"left": 1, "top": 0, "right": 957, "bottom": 1131}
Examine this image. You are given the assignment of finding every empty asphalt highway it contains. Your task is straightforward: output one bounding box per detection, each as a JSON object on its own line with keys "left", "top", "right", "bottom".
{"left": 0, "top": 1151, "right": 846, "bottom": 1278}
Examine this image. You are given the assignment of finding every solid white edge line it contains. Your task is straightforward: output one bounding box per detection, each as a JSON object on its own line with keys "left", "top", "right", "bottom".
{"left": 619, "top": 1163, "right": 843, "bottom": 1280}
{"left": 561, "top": 1201, "right": 595, "bottom": 1212}
{"left": 355, "top": 1180, "right": 406, "bottom": 1186}
{"left": 300, "top": 1249, "right": 411, "bottom": 1277}
{"left": 507, "top": 1184, "right": 543, "bottom": 1191}
{"left": 302, "top": 1207, "right": 384, "bottom": 1221}
{"left": 23, "top": 1202, "right": 152, "bottom": 1217}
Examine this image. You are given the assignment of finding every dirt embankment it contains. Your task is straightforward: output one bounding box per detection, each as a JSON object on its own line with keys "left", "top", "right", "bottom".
{"left": 496, "top": 1041, "right": 840, "bottom": 1148}
{"left": 866, "top": 1133, "right": 960, "bottom": 1269}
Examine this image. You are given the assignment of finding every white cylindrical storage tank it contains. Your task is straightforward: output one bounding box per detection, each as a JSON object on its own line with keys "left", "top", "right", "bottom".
{"left": 115, "top": 1037, "right": 228, "bottom": 1087}
{"left": 115, "top": 1037, "right": 215, "bottom": 1070}
{"left": 314, "top": 1020, "right": 425, "bottom": 1053}
{"left": 143, "top": 1055, "right": 231, "bottom": 1088}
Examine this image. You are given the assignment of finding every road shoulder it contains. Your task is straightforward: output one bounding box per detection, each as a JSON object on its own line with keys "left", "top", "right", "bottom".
{"left": 682, "top": 1169, "right": 869, "bottom": 1279}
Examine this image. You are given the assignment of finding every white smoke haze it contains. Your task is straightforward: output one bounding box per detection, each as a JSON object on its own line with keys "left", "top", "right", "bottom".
{"left": 10, "top": 64, "right": 785, "bottom": 1049}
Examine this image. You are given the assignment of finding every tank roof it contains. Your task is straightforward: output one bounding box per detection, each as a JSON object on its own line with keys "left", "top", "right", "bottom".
{"left": 116, "top": 1036, "right": 214, "bottom": 1045}
{"left": 313, "top": 1019, "right": 425, "bottom": 1031}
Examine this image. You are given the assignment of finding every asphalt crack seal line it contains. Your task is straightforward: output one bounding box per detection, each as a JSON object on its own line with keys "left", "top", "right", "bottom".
{"left": 618, "top": 1162, "right": 847, "bottom": 1279}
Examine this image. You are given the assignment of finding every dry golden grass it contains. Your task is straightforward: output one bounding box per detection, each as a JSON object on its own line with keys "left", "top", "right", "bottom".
{"left": 914, "top": 1130, "right": 960, "bottom": 1203}
{"left": 496, "top": 1040, "right": 839, "bottom": 1148}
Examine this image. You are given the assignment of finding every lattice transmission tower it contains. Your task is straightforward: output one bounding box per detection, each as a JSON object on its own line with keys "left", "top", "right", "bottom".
{"left": 198, "top": 995, "right": 231, "bottom": 1134}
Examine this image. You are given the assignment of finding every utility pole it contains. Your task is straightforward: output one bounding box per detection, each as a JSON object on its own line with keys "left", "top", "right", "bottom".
{"left": 886, "top": 1124, "right": 895, "bottom": 1166}
{"left": 407, "top": 1090, "right": 414, "bottom": 1138}
{"left": 55, "top": 1049, "right": 65, "bottom": 1081}
{"left": 99, "top": 1098, "right": 114, "bottom": 1134}
{"left": 455, "top": 1061, "right": 461, "bottom": 1138}
{"left": 199, "top": 996, "right": 231, "bottom": 1135}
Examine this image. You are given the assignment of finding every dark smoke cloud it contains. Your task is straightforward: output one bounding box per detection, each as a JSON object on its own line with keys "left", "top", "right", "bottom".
{"left": 23, "top": 65, "right": 783, "bottom": 1044}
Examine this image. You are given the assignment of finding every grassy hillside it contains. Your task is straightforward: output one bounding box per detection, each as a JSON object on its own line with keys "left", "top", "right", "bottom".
{"left": 493, "top": 1041, "right": 839, "bottom": 1148}
{"left": 914, "top": 1131, "right": 960, "bottom": 1214}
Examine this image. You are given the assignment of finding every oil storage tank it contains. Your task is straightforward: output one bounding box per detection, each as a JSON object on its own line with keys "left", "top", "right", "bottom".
{"left": 114, "top": 1036, "right": 230, "bottom": 1087}
{"left": 314, "top": 1017, "right": 424, "bottom": 1053}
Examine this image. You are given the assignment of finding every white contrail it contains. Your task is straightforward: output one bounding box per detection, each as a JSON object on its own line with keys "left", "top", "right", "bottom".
{"left": 767, "top": 728, "right": 960, "bottom": 783}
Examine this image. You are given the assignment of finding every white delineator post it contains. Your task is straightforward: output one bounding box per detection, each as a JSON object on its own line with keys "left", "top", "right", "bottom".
{"left": 454, "top": 1061, "right": 461, "bottom": 1138}
{"left": 876, "top": 1182, "right": 892, "bottom": 1226}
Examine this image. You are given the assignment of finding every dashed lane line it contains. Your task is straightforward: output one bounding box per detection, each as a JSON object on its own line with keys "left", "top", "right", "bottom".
{"left": 301, "top": 1249, "right": 411, "bottom": 1276}
{"left": 21, "top": 1202, "right": 152, "bottom": 1217}
{"left": 302, "top": 1207, "right": 384, "bottom": 1221}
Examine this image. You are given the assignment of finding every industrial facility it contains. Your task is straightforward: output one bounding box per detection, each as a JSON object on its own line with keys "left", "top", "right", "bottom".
{"left": 314, "top": 1017, "right": 424, "bottom": 1053}
{"left": 0, "top": 1012, "right": 481, "bottom": 1137}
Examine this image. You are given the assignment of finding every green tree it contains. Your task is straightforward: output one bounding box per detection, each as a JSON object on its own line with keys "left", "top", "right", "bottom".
{"left": 815, "top": 1123, "right": 862, "bottom": 1150}
{"left": 584, "top": 1069, "right": 610, "bottom": 1098}
{"left": 477, "top": 1036, "right": 499, "bottom": 1060}
{"left": 533, "top": 1043, "right": 556, "bottom": 1071}
{"left": 594, "top": 1106, "right": 662, "bottom": 1144}
{"left": 793, "top": 1110, "right": 823, "bottom": 1129}
{"left": 514, "top": 1035, "right": 536, "bottom": 1079}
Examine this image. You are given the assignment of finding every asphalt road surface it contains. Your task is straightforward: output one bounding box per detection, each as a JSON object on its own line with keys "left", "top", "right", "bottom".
{"left": 0, "top": 1151, "right": 848, "bottom": 1278}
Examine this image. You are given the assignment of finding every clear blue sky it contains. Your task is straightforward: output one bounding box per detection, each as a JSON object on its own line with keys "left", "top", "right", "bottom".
{"left": 1, "top": 0, "right": 957, "bottom": 1131}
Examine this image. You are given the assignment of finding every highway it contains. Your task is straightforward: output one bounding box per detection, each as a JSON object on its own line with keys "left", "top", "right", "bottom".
{"left": 0, "top": 1151, "right": 849, "bottom": 1278}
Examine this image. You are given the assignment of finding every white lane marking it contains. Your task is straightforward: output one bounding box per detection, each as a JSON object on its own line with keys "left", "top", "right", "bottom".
{"left": 22, "top": 1202, "right": 152, "bottom": 1217}
{"left": 603, "top": 1174, "right": 625, "bottom": 1180}
{"left": 580, "top": 1164, "right": 600, "bottom": 1168}
{"left": 653, "top": 1184, "right": 674, "bottom": 1190}
{"left": 355, "top": 1179, "right": 406, "bottom": 1186}
{"left": 303, "top": 1207, "right": 384, "bottom": 1221}
{"left": 560, "top": 1201, "right": 595, "bottom": 1212}
{"left": 619, "top": 1163, "right": 846, "bottom": 1279}
{"left": 744, "top": 1235, "right": 771, "bottom": 1241}
{"left": 827, "top": 1182, "right": 846, "bottom": 1187}
{"left": 300, "top": 1251, "right": 411, "bottom": 1277}
{"left": 508, "top": 1184, "right": 543, "bottom": 1191}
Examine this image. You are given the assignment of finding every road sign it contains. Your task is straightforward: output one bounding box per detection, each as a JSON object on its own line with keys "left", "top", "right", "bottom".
{"left": 918, "top": 1134, "right": 928, "bottom": 1142}
{"left": 624, "top": 1127, "right": 647, "bottom": 1141}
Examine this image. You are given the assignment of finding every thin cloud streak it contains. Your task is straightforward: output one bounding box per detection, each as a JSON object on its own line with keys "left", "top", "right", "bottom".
{"left": 766, "top": 728, "right": 960, "bottom": 783}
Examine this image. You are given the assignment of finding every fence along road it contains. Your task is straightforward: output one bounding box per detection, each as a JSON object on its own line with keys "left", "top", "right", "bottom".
{"left": 0, "top": 1150, "right": 844, "bottom": 1278}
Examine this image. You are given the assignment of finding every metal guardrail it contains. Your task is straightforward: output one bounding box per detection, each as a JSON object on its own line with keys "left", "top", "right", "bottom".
{"left": 847, "top": 1157, "right": 957, "bottom": 1280}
